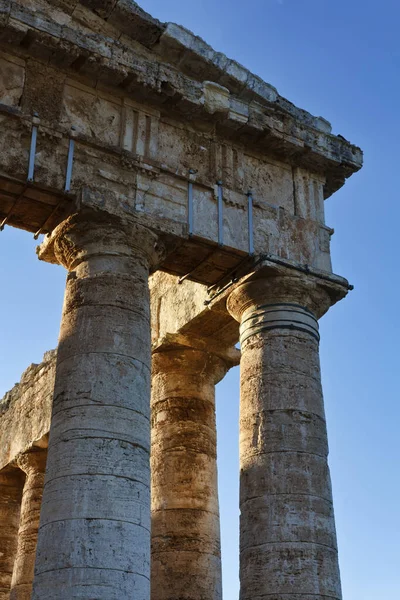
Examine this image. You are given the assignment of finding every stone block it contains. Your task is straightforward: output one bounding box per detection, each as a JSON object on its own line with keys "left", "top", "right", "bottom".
{"left": 0, "top": 52, "right": 25, "bottom": 107}
{"left": 108, "top": 0, "right": 164, "bottom": 47}
{"left": 61, "top": 81, "right": 122, "bottom": 146}
{"left": 202, "top": 81, "right": 230, "bottom": 115}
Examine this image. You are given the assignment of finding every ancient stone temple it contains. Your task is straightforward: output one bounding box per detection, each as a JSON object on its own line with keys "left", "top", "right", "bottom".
{"left": 0, "top": 1, "right": 363, "bottom": 599}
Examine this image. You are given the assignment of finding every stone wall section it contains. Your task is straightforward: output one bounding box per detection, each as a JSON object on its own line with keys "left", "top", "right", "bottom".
{"left": 0, "top": 468, "right": 24, "bottom": 600}
{"left": 0, "top": 351, "right": 56, "bottom": 471}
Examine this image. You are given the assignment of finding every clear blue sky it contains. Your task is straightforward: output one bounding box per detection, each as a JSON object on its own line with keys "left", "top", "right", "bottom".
{"left": 1, "top": 1, "right": 399, "bottom": 598}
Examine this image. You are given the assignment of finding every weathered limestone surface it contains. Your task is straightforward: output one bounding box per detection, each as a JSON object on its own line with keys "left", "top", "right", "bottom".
{"left": 0, "top": 0, "right": 362, "bottom": 286}
{"left": 227, "top": 271, "right": 344, "bottom": 600}
{"left": 10, "top": 451, "right": 47, "bottom": 600}
{"left": 0, "top": 272, "right": 236, "bottom": 477}
{"left": 0, "top": 352, "right": 55, "bottom": 471}
{"left": 0, "top": 2, "right": 363, "bottom": 599}
{"left": 151, "top": 342, "right": 239, "bottom": 600}
{"left": 150, "top": 271, "right": 240, "bottom": 349}
{"left": 0, "top": 260, "right": 352, "bottom": 600}
{"left": 0, "top": 468, "right": 24, "bottom": 600}
{"left": 32, "top": 211, "right": 164, "bottom": 600}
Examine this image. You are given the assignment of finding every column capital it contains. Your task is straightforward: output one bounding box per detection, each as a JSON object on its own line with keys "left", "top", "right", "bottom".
{"left": 37, "top": 210, "right": 165, "bottom": 271}
{"left": 227, "top": 271, "right": 337, "bottom": 323}
{"left": 152, "top": 342, "right": 231, "bottom": 387}
{"left": 15, "top": 450, "right": 47, "bottom": 476}
{"left": 153, "top": 333, "right": 240, "bottom": 369}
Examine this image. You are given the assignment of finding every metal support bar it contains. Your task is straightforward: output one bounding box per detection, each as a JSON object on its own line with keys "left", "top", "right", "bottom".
{"left": 27, "top": 125, "right": 38, "bottom": 182}
{"left": 204, "top": 277, "right": 237, "bottom": 306}
{"left": 178, "top": 248, "right": 216, "bottom": 284}
{"left": 65, "top": 137, "right": 75, "bottom": 192}
{"left": 187, "top": 169, "right": 196, "bottom": 236}
{"left": 33, "top": 202, "right": 62, "bottom": 240}
{"left": 206, "top": 254, "right": 254, "bottom": 295}
{"left": 217, "top": 181, "right": 224, "bottom": 247}
{"left": 205, "top": 254, "right": 255, "bottom": 304}
{"left": 0, "top": 187, "right": 28, "bottom": 231}
{"left": 247, "top": 191, "right": 254, "bottom": 256}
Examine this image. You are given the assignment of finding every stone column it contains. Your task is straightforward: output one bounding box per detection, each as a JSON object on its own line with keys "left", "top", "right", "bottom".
{"left": 32, "top": 212, "right": 164, "bottom": 600}
{"left": 227, "top": 273, "right": 342, "bottom": 600}
{"left": 0, "top": 468, "right": 24, "bottom": 600}
{"left": 151, "top": 344, "right": 231, "bottom": 600}
{"left": 10, "top": 450, "right": 47, "bottom": 600}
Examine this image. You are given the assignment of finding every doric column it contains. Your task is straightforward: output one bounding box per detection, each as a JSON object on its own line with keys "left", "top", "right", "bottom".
{"left": 151, "top": 342, "right": 235, "bottom": 600}
{"left": 10, "top": 450, "right": 47, "bottom": 600}
{"left": 227, "top": 273, "right": 343, "bottom": 600}
{"left": 32, "top": 212, "right": 164, "bottom": 600}
{"left": 0, "top": 468, "right": 24, "bottom": 600}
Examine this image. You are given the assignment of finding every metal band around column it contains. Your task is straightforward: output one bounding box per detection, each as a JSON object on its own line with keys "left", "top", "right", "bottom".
{"left": 240, "top": 302, "right": 320, "bottom": 344}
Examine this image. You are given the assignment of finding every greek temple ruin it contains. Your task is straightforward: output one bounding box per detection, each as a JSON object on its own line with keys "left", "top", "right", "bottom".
{"left": 0, "top": 1, "right": 363, "bottom": 599}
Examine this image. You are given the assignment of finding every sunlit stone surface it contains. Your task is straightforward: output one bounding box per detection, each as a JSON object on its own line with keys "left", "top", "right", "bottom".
{"left": 0, "top": 1, "right": 362, "bottom": 598}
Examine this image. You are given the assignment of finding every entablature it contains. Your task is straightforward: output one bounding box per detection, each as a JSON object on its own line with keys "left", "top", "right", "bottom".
{"left": 0, "top": 0, "right": 363, "bottom": 288}
{"left": 0, "top": 0, "right": 362, "bottom": 198}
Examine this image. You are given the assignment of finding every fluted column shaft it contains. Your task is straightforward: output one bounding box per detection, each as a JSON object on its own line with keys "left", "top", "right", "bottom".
{"left": 10, "top": 451, "right": 47, "bottom": 600}
{"left": 32, "top": 213, "right": 163, "bottom": 600}
{"left": 151, "top": 346, "right": 227, "bottom": 600}
{"left": 228, "top": 274, "right": 342, "bottom": 600}
{"left": 0, "top": 468, "right": 24, "bottom": 600}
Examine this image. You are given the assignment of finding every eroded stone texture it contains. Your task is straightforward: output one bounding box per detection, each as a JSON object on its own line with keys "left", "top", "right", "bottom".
{"left": 227, "top": 272, "right": 343, "bottom": 600}
{"left": 0, "top": 2, "right": 362, "bottom": 598}
{"left": 151, "top": 343, "right": 237, "bottom": 600}
{"left": 0, "top": 468, "right": 24, "bottom": 600}
{"left": 10, "top": 450, "right": 47, "bottom": 600}
{"left": 0, "top": 352, "right": 55, "bottom": 471}
{"left": 0, "top": 0, "right": 362, "bottom": 284}
{"left": 31, "top": 211, "right": 164, "bottom": 600}
{"left": 0, "top": 51, "right": 25, "bottom": 107}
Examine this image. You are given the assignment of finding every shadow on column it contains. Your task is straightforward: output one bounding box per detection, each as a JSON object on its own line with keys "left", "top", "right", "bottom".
{"left": 0, "top": 467, "right": 24, "bottom": 600}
